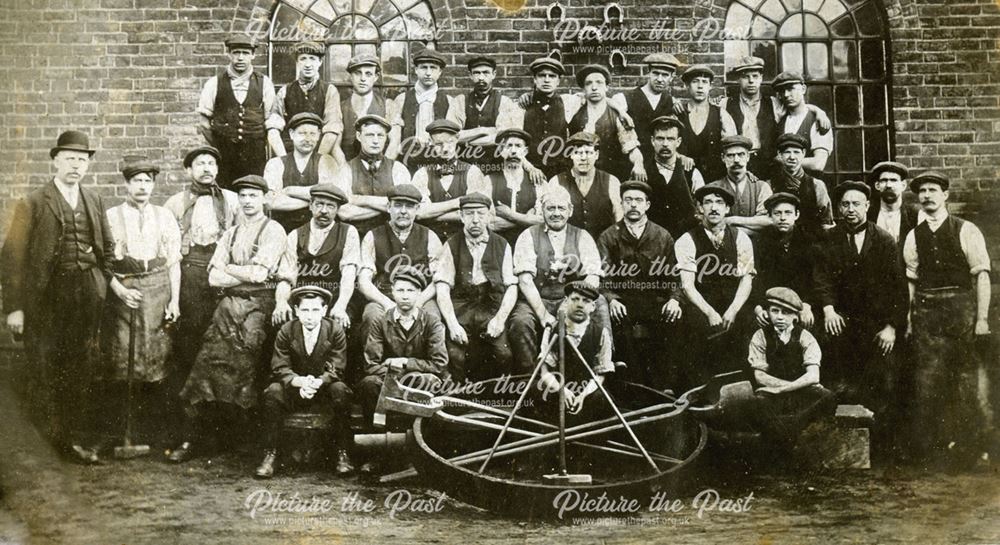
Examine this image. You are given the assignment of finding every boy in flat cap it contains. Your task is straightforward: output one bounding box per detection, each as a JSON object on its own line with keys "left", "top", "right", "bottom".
{"left": 263, "top": 112, "right": 340, "bottom": 232}
{"left": 753, "top": 192, "right": 819, "bottom": 330}
{"left": 521, "top": 56, "right": 571, "bottom": 179}
{"left": 2, "top": 130, "right": 114, "bottom": 463}
{"left": 546, "top": 131, "right": 625, "bottom": 240}
{"left": 339, "top": 54, "right": 388, "bottom": 163}
{"left": 257, "top": 286, "right": 353, "bottom": 478}
{"left": 485, "top": 128, "right": 545, "bottom": 242}
{"left": 868, "top": 161, "right": 919, "bottom": 248}
{"left": 644, "top": 115, "right": 703, "bottom": 239}
{"left": 597, "top": 180, "right": 683, "bottom": 389}
{"left": 434, "top": 193, "right": 518, "bottom": 381}
{"left": 674, "top": 184, "right": 755, "bottom": 388}
{"left": 748, "top": 287, "right": 836, "bottom": 448}
{"left": 388, "top": 48, "right": 455, "bottom": 173}
{"left": 706, "top": 134, "right": 773, "bottom": 237}
{"left": 196, "top": 34, "right": 279, "bottom": 189}
{"left": 903, "top": 172, "right": 992, "bottom": 467}
{"left": 268, "top": 41, "right": 345, "bottom": 164}
{"left": 814, "top": 181, "right": 904, "bottom": 430}
{"left": 448, "top": 56, "right": 524, "bottom": 175}
{"left": 676, "top": 65, "right": 737, "bottom": 183}
{"left": 102, "top": 158, "right": 182, "bottom": 442}
{"left": 609, "top": 53, "right": 680, "bottom": 168}
{"left": 769, "top": 133, "right": 834, "bottom": 242}
{"left": 772, "top": 72, "right": 833, "bottom": 177}
{"left": 170, "top": 175, "right": 296, "bottom": 463}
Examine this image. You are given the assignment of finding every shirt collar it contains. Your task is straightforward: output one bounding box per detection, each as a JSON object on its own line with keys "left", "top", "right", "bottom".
{"left": 740, "top": 93, "right": 761, "bottom": 108}
{"left": 773, "top": 324, "right": 793, "bottom": 343}
{"left": 393, "top": 307, "right": 421, "bottom": 324}
{"left": 227, "top": 66, "right": 252, "bottom": 82}
{"left": 414, "top": 83, "right": 438, "bottom": 103}
{"left": 624, "top": 217, "right": 648, "bottom": 238}
{"left": 564, "top": 317, "right": 591, "bottom": 338}
{"left": 465, "top": 232, "right": 490, "bottom": 246}
{"left": 311, "top": 220, "right": 334, "bottom": 235}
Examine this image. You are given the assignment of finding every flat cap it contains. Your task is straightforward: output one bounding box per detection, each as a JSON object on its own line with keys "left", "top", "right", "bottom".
{"left": 909, "top": 171, "right": 949, "bottom": 192}
{"left": 232, "top": 174, "right": 268, "bottom": 193}
{"left": 694, "top": 184, "right": 735, "bottom": 207}
{"left": 764, "top": 192, "right": 801, "bottom": 211}
{"left": 575, "top": 64, "right": 611, "bottom": 87}
{"left": 681, "top": 64, "right": 715, "bottom": 82}
{"left": 309, "top": 183, "right": 348, "bottom": 204}
{"left": 765, "top": 287, "right": 803, "bottom": 313}
{"left": 50, "top": 130, "right": 96, "bottom": 159}
{"left": 287, "top": 112, "right": 323, "bottom": 131}
{"left": 466, "top": 56, "right": 496, "bottom": 71}
{"left": 776, "top": 133, "right": 809, "bottom": 151}
{"left": 354, "top": 114, "right": 391, "bottom": 132}
{"left": 871, "top": 161, "right": 909, "bottom": 181}
{"left": 773, "top": 71, "right": 805, "bottom": 88}
{"left": 720, "top": 134, "right": 754, "bottom": 151}
{"left": 564, "top": 280, "right": 599, "bottom": 301}
{"left": 529, "top": 56, "right": 565, "bottom": 75}
{"left": 495, "top": 128, "right": 531, "bottom": 145}
{"left": 347, "top": 53, "right": 380, "bottom": 72}
{"left": 567, "top": 131, "right": 600, "bottom": 149}
{"left": 183, "top": 146, "right": 221, "bottom": 168}
{"left": 412, "top": 48, "right": 446, "bottom": 68}
{"left": 387, "top": 183, "right": 423, "bottom": 204}
{"left": 459, "top": 192, "right": 492, "bottom": 209}
{"left": 730, "top": 55, "right": 765, "bottom": 76}
{"left": 121, "top": 157, "right": 160, "bottom": 180}
{"left": 650, "top": 115, "right": 684, "bottom": 132}
{"left": 293, "top": 41, "right": 325, "bottom": 58}
{"left": 643, "top": 52, "right": 680, "bottom": 71}
{"left": 833, "top": 180, "right": 872, "bottom": 201}
{"left": 391, "top": 266, "right": 427, "bottom": 290}
{"left": 224, "top": 34, "right": 256, "bottom": 51}
{"left": 289, "top": 285, "right": 333, "bottom": 306}
{"left": 425, "top": 118, "right": 461, "bottom": 136}
{"left": 620, "top": 180, "right": 653, "bottom": 197}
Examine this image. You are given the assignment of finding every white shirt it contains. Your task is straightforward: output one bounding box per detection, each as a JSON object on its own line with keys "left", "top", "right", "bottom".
{"left": 655, "top": 160, "right": 705, "bottom": 192}
{"left": 434, "top": 233, "right": 517, "bottom": 287}
{"left": 286, "top": 222, "right": 361, "bottom": 283}
{"left": 674, "top": 226, "right": 756, "bottom": 278}
{"left": 302, "top": 323, "right": 320, "bottom": 355}
{"left": 876, "top": 206, "right": 902, "bottom": 243}
{"left": 163, "top": 189, "right": 240, "bottom": 247}
{"left": 54, "top": 179, "right": 80, "bottom": 209}
{"left": 903, "top": 210, "right": 992, "bottom": 281}
{"left": 782, "top": 107, "right": 834, "bottom": 153}
{"left": 850, "top": 229, "right": 867, "bottom": 255}
{"left": 512, "top": 225, "right": 604, "bottom": 278}
{"left": 106, "top": 202, "right": 182, "bottom": 266}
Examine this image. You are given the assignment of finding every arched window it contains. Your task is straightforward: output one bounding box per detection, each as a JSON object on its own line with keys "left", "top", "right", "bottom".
{"left": 267, "top": 0, "right": 437, "bottom": 90}
{"left": 724, "top": 0, "right": 892, "bottom": 184}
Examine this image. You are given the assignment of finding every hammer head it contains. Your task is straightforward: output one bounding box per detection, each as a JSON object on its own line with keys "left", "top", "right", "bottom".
{"left": 113, "top": 444, "right": 151, "bottom": 459}
{"left": 372, "top": 367, "right": 442, "bottom": 427}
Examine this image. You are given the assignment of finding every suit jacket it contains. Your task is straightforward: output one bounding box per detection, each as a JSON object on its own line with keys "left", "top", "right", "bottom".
{"left": 363, "top": 308, "right": 448, "bottom": 378}
{"left": 270, "top": 318, "right": 347, "bottom": 386}
{"left": 1, "top": 180, "right": 113, "bottom": 314}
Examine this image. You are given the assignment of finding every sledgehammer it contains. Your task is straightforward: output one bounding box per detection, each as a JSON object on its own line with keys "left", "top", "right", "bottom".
{"left": 115, "top": 308, "right": 150, "bottom": 459}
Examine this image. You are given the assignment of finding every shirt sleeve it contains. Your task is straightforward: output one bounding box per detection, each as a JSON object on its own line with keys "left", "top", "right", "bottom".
{"left": 340, "top": 225, "right": 361, "bottom": 270}
{"left": 578, "top": 230, "right": 603, "bottom": 278}
{"left": 466, "top": 165, "right": 490, "bottom": 196}
{"left": 360, "top": 231, "right": 376, "bottom": 272}
{"left": 388, "top": 94, "right": 406, "bottom": 128}
{"left": 267, "top": 85, "right": 288, "bottom": 131}
{"left": 747, "top": 329, "right": 768, "bottom": 371}
{"left": 446, "top": 94, "right": 466, "bottom": 127}
{"left": 735, "top": 230, "right": 756, "bottom": 277}
{"left": 810, "top": 119, "right": 834, "bottom": 153}
{"left": 513, "top": 228, "right": 537, "bottom": 276}
{"left": 960, "top": 221, "right": 992, "bottom": 276}
{"left": 434, "top": 242, "right": 456, "bottom": 286}
{"left": 253, "top": 223, "right": 291, "bottom": 275}
{"left": 903, "top": 230, "right": 919, "bottom": 280}
{"left": 607, "top": 175, "right": 624, "bottom": 222}
{"left": 754, "top": 181, "right": 773, "bottom": 216}
{"left": 501, "top": 242, "right": 517, "bottom": 285}
{"left": 426, "top": 230, "right": 443, "bottom": 277}
{"left": 263, "top": 157, "right": 284, "bottom": 195}
{"left": 608, "top": 92, "right": 628, "bottom": 114}
{"left": 410, "top": 168, "right": 431, "bottom": 200}
{"left": 497, "top": 95, "right": 524, "bottom": 130}
{"left": 800, "top": 329, "right": 822, "bottom": 366}
{"left": 208, "top": 227, "right": 234, "bottom": 271}
{"left": 317, "top": 155, "right": 338, "bottom": 185}
{"left": 261, "top": 75, "right": 278, "bottom": 130}
{"left": 322, "top": 84, "right": 343, "bottom": 135}
{"left": 674, "top": 233, "right": 697, "bottom": 273}
{"left": 814, "top": 179, "right": 834, "bottom": 225}
{"left": 592, "top": 327, "right": 616, "bottom": 375}
{"left": 690, "top": 168, "right": 705, "bottom": 192}
{"left": 720, "top": 108, "right": 738, "bottom": 137}
{"left": 159, "top": 207, "right": 183, "bottom": 267}
{"left": 196, "top": 76, "right": 218, "bottom": 118}
{"left": 286, "top": 230, "right": 299, "bottom": 284}
{"left": 615, "top": 115, "right": 640, "bottom": 155}
{"left": 561, "top": 93, "right": 583, "bottom": 124}
{"left": 392, "top": 161, "right": 414, "bottom": 186}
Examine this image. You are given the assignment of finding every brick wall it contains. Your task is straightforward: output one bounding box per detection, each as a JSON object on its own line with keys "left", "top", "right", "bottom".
{"left": 1, "top": 0, "right": 998, "bottom": 279}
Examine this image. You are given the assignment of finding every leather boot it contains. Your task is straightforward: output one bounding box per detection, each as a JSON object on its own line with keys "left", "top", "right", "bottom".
{"left": 334, "top": 448, "right": 355, "bottom": 475}
{"left": 255, "top": 449, "right": 277, "bottom": 479}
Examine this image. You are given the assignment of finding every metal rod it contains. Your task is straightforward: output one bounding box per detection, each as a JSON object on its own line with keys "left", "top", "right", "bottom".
{"left": 125, "top": 308, "right": 137, "bottom": 447}
{"left": 557, "top": 318, "right": 567, "bottom": 475}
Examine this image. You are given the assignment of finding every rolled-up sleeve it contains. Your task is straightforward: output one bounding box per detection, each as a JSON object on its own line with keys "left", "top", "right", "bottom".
{"left": 426, "top": 230, "right": 443, "bottom": 277}
{"left": 578, "top": 230, "right": 604, "bottom": 278}
{"left": 262, "top": 75, "right": 277, "bottom": 128}
{"left": 197, "top": 76, "right": 218, "bottom": 118}
{"left": 961, "top": 222, "right": 992, "bottom": 276}
{"left": 322, "top": 84, "right": 344, "bottom": 135}
{"left": 501, "top": 243, "right": 517, "bottom": 286}
{"left": 360, "top": 231, "right": 376, "bottom": 273}
{"left": 513, "top": 229, "right": 537, "bottom": 276}
{"left": 902, "top": 230, "right": 919, "bottom": 280}
{"left": 747, "top": 329, "right": 768, "bottom": 371}
{"left": 735, "top": 230, "right": 756, "bottom": 277}
{"left": 158, "top": 208, "right": 183, "bottom": 267}
{"left": 673, "top": 232, "right": 697, "bottom": 273}
{"left": 800, "top": 329, "right": 822, "bottom": 367}
{"left": 497, "top": 95, "right": 524, "bottom": 130}
{"left": 340, "top": 226, "right": 361, "bottom": 270}
{"left": 434, "top": 243, "right": 456, "bottom": 286}
{"left": 267, "top": 85, "right": 288, "bottom": 131}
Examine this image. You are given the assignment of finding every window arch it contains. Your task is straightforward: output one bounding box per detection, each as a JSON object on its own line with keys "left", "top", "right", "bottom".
{"left": 724, "top": 0, "right": 893, "bottom": 185}
{"left": 267, "top": 0, "right": 437, "bottom": 90}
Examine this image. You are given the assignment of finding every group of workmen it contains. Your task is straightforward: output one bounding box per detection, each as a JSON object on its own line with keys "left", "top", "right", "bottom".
{"left": 1, "top": 34, "right": 993, "bottom": 480}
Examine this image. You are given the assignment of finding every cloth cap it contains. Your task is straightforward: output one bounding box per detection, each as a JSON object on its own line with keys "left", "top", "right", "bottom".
{"left": 387, "top": 183, "right": 423, "bottom": 204}
{"left": 425, "top": 118, "right": 461, "bottom": 136}
{"left": 720, "top": 134, "right": 754, "bottom": 151}
{"left": 224, "top": 34, "right": 256, "bottom": 51}
{"left": 765, "top": 287, "right": 803, "bottom": 313}
{"left": 730, "top": 56, "right": 765, "bottom": 76}
{"left": 764, "top": 192, "right": 801, "bottom": 211}
{"left": 231, "top": 174, "right": 268, "bottom": 193}
{"left": 459, "top": 192, "right": 492, "bottom": 209}
{"left": 909, "top": 171, "right": 950, "bottom": 192}
{"left": 681, "top": 64, "right": 715, "bottom": 82}
{"left": 495, "top": 128, "right": 531, "bottom": 145}
{"left": 293, "top": 41, "right": 324, "bottom": 58}
{"left": 643, "top": 52, "right": 680, "bottom": 72}
{"left": 391, "top": 266, "right": 427, "bottom": 290}
{"left": 309, "top": 183, "right": 348, "bottom": 204}
{"left": 575, "top": 64, "right": 611, "bottom": 87}
{"left": 773, "top": 71, "right": 805, "bottom": 89}
{"left": 694, "top": 184, "right": 735, "bottom": 207}
{"left": 287, "top": 112, "right": 323, "bottom": 131}
{"left": 412, "top": 49, "right": 446, "bottom": 68}
{"left": 776, "top": 133, "right": 809, "bottom": 151}
{"left": 290, "top": 285, "right": 333, "bottom": 306}
{"left": 347, "top": 53, "right": 380, "bottom": 72}
{"left": 529, "top": 56, "right": 565, "bottom": 76}
{"left": 620, "top": 180, "right": 653, "bottom": 197}
{"left": 871, "top": 161, "right": 909, "bottom": 181}
{"left": 564, "top": 280, "right": 599, "bottom": 301}
{"left": 833, "top": 180, "right": 872, "bottom": 202}
{"left": 121, "top": 157, "right": 160, "bottom": 180}
{"left": 467, "top": 56, "right": 496, "bottom": 71}
{"left": 354, "top": 114, "right": 391, "bottom": 132}
{"left": 183, "top": 146, "right": 221, "bottom": 168}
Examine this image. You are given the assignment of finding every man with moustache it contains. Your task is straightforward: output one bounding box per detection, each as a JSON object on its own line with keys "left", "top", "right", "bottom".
{"left": 610, "top": 53, "right": 681, "bottom": 168}
{"left": 814, "top": 181, "right": 904, "bottom": 421}
{"left": 435, "top": 193, "right": 518, "bottom": 381}
{"left": 1, "top": 130, "right": 114, "bottom": 463}
{"left": 674, "top": 185, "right": 755, "bottom": 388}
{"left": 903, "top": 172, "right": 992, "bottom": 467}
{"left": 448, "top": 56, "right": 524, "bottom": 175}
{"left": 768, "top": 133, "right": 834, "bottom": 242}
{"left": 339, "top": 54, "right": 388, "bottom": 163}
{"left": 868, "top": 161, "right": 920, "bottom": 248}
{"left": 485, "top": 128, "right": 544, "bottom": 242}
{"left": 677, "top": 65, "right": 737, "bottom": 183}
{"left": 597, "top": 181, "right": 682, "bottom": 389}
{"left": 267, "top": 41, "right": 345, "bottom": 164}
{"left": 706, "top": 135, "right": 773, "bottom": 237}
{"left": 263, "top": 112, "right": 339, "bottom": 232}
{"left": 332, "top": 114, "right": 414, "bottom": 237}
{"left": 197, "top": 34, "right": 279, "bottom": 189}
{"left": 170, "top": 175, "right": 295, "bottom": 463}
{"left": 752, "top": 193, "right": 818, "bottom": 330}
{"left": 644, "top": 115, "right": 703, "bottom": 239}
{"left": 388, "top": 49, "right": 455, "bottom": 173}
{"left": 284, "top": 184, "right": 359, "bottom": 333}
{"left": 509, "top": 185, "right": 608, "bottom": 374}
{"left": 547, "top": 131, "right": 624, "bottom": 241}
{"left": 102, "top": 158, "right": 182, "bottom": 443}
{"left": 356, "top": 184, "right": 442, "bottom": 351}
{"left": 773, "top": 72, "right": 833, "bottom": 177}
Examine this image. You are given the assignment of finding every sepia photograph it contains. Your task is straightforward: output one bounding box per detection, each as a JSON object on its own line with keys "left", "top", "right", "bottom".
{"left": 0, "top": 0, "right": 997, "bottom": 543}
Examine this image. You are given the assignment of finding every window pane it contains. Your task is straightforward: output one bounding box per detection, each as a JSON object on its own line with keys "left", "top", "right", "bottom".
{"left": 299, "top": 16, "right": 327, "bottom": 41}
{"left": 819, "top": 0, "right": 848, "bottom": 21}
{"left": 726, "top": 2, "right": 753, "bottom": 30}
{"left": 725, "top": 40, "right": 751, "bottom": 80}
{"left": 782, "top": 42, "right": 804, "bottom": 73}
{"left": 404, "top": 2, "right": 435, "bottom": 41}
{"left": 834, "top": 85, "right": 860, "bottom": 125}
{"left": 370, "top": 0, "right": 401, "bottom": 24}
{"left": 860, "top": 40, "right": 884, "bottom": 79}
{"left": 779, "top": 14, "right": 803, "bottom": 38}
{"left": 831, "top": 40, "right": 857, "bottom": 80}
{"left": 271, "top": 4, "right": 303, "bottom": 40}
{"left": 382, "top": 15, "right": 406, "bottom": 40}
{"left": 806, "top": 42, "right": 829, "bottom": 80}
{"left": 803, "top": 0, "right": 823, "bottom": 11}
{"left": 355, "top": 0, "right": 375, "bottom": 15}
{"left": 781, "top": 0, "right": 802, "bottom": 10}
{"left": 284, "top": 0, "right": 315, "bottom": 13}
{"left": 752, "top": 17, "right": 779, "bottom": 39}
{"left": 328, "top": 15, "right": 353, "bottom": 41}
{"left": 331, "top": 0, "right": 350, "bottom": 15}
{"left": 803, "top": 13, "right": 828, "bottom": 37}
{"left": 806, "top": 84, "right": 833, "bottom": 115}
{"left": 862, "top": 84, "right": 886, "bottom": 124}
{"left": 750, "top": 41, "right": 778, "bottom": 79}
{"left": 310, "top": 0, "right": 335, "bottom": 22}
{"left": 271, "top": 45, "right": 297, "bottom": 85}
{"left": 760, "top": 0, "right": 787, "bottom": 21}
{"left": 355, "top": 16, "right": 379, "bottom": 40}
{"left": 324, "top": 43, "right": 351, "bottom": 84}
{"left": 855, "top": 2, "right": 881, "bottom": 36}
{"left": 836, "top": 129, "right": 863, "bottom": 171}
{"left": 830, "top": 15, "right": 855, "bottom": 37}
{"left": 864, "top": 128, "right": 889, "bottom": 169}
{"left": 380, "top": 41, "right": 408, "bottom": 86}
{"left": 355, "top": 43, "right": 376, "bottom": 57}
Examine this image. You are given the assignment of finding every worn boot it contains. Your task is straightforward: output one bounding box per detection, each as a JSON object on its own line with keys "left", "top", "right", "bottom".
{"left": 255, "top": 449, "right": 277, "bottom": 479}
{"left": 334, "top": 448, "right": 355, "bottom": 475}
{"left": 166, "top": 441, "right": 194, "bottom": 463}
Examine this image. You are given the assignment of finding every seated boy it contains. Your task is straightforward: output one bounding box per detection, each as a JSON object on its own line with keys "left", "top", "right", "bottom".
{"left": 257, "top": 286, "right": 352, "bottom": 479}
{"left": 748, "top": 287, "right": 836, "bottom": 447}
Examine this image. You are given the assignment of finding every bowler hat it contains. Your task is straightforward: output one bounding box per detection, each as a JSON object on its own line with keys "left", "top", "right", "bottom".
{"left": 50, "top": 130, "right": 96, "bottom": 159}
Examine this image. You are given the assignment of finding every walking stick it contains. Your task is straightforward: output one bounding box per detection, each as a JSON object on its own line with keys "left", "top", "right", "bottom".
{"left": 114, "top": 306, "right": 150, "bottom": 459}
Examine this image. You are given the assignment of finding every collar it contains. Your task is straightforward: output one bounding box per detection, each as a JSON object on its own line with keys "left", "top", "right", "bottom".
{"left": 227, "top": 66, "right": 252, "bottom": 81}
{"left": 844, "top": 221, "right": 868, "bottom": 235}
{"left": 414, "top": 83, "right": 438, "bottom": 102}
{"left": 243, "top": 213, "right": 267, "bottom": 226}
{"left": 393, "top": 307, "right": 421, "bottom": 323}
{"left": 297, "top": 76, "right": 319, "bottom": 91}
{"left": 880, "top": 201, "right": 902, "bottom": 215}
{"left": 740, "top": 93, "right": 761, "bottom": 108}
{"left": 921, "top": 208, "right": 949, "bottom": 227}
{"left": 641, "top": 83, "right": 663, "bottom": 101}
{"left": 564, "top": 317, "right": 591, "bottom": 338}
{"left": 391, "top": 223, "right": 413, "bottom": 239}
{"left": 703, "top": 224, "right": 726, "bottom": 238}
{"left": 465, "top": 232, "right": 490, "bottom": 246}
{"left": 311, "top": 220, "right": 334, "bottom": 235}
{"left": 654, "top": 158, "right": 677, "bottom": 171}
{"left": 125, "top": 199, "right": 150, "bottom": 211}
{"left": 773, "top": 324, "right": 793, "bottom": 343}
{"left": 572, "top": 169, "right": 595, "bottom": 183}
{"left": 624, "top": 216, "right": 648, "bottom": 235}
{"left": 471, "top": 88, "right": 493, "bottom": 101}
{"left": 302, "top": 322, "right": 321, "bottom": 336}
{"left": 544, "top": 224, "right": 567, "bottom": 235}
{"left": 531, "top": 89, "right": 556, "bottom": 106}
